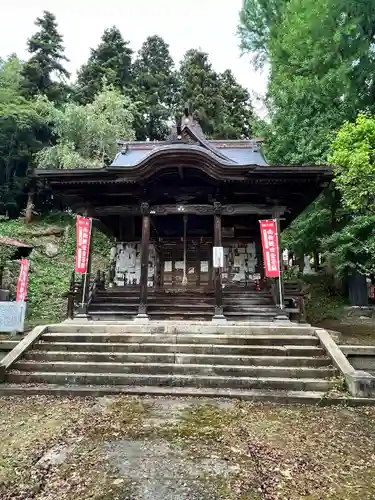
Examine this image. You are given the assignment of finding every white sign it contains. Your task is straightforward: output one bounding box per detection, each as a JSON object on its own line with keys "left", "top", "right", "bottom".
{"left": 213, "top": 246, "right": 224, "bottom": 268}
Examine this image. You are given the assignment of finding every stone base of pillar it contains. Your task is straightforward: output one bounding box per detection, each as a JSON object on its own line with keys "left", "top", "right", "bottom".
{"left": 212, "top": 314, "right": 227, "bottom": 323}
{"left": 134, "top": 314, "right": 149, "bottom": 323}
{"left": 74, "top": 311, "right": 91, "bottom": 321}
{"left": 274, "top": 313, "right": 290, "bottom": 323}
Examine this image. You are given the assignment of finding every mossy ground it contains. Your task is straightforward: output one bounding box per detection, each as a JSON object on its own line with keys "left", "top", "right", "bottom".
{"left": 1, "top": 396, "right": 375, "bottom": 499}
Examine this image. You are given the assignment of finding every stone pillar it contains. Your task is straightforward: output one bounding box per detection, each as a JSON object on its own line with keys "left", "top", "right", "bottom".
{"left": 213, "top": 202, "right": 226, "bottom": 322}
{"left": 136, "top": 203, "right": 150, "bottom": 321}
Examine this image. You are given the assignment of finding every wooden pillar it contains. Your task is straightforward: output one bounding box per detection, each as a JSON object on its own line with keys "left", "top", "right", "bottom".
{"left": 213, "top": 202, "right": 226, "bottom": 320}
{"left": 137, "top": 203, "right": 150, "bottom": 319}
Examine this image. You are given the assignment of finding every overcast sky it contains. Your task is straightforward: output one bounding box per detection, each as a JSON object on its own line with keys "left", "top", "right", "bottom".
{"left": 0, "top": 0, "right": 268, "bottom": 115}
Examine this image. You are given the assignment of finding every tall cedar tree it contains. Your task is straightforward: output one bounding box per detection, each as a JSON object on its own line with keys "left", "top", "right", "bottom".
{"left": 177, "top": 49, "right": 221, "bottom": 137}
{"left": 132, "top": 35, "right": 177, "bottom": 140}
{"left": 178, "top": 49, "right": 253, "bottom": 139}
{"left": 75, "top": 27, "right": 132, "bottom": 104}
{"left": 217, "top": 69, "right": 254, "bottom": 139}
{"left": 22, "top": 11, "right": 70, "bottom": 102}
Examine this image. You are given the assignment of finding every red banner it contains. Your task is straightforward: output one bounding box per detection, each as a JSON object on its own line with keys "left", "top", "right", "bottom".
{"left": 259, "top": 220, "right": 280, "bottom": 278}
{"left": 75, "top": 216, "right": 92, "bottom": 274}
{"left": 16, "top": 259, "right": 29, "bottom": 302}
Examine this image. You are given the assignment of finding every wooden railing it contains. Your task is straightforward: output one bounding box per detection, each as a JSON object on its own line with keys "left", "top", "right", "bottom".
{"left": 65, "top": 270, "right": 106, "bottom": 319}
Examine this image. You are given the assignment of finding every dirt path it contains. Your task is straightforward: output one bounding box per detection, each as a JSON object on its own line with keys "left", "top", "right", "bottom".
{"left": 1, "top": 395, "right": 375, "bottom": 499}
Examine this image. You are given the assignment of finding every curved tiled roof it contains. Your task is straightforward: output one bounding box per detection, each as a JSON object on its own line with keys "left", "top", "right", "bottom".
{"left": 110, "top": 137, "right": 268, "bottom": 168}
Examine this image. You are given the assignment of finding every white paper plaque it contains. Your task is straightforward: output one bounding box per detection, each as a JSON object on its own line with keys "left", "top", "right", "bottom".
{"left": 213, "top": 247, "right": 224, "bottom": 268}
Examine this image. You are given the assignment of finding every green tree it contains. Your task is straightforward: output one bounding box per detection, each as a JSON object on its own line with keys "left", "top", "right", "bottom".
{"left": 177, "top": 49, "right": 254, "bottom": 139}
{"left": 36, "top": 86, "right": 135, "bottom": 170}
{"left": 238, "top": 0, "right": 288, "bottom": 68}
{"left": 329, "top": 114, "right": 375, "bottom": 213}
{"left": 239, "top": 0, "right": 375, "bottom": 164}
{"left": 0, "top": 57, "right": 48, "bottom": 217}
{"left": 22, "top": 10, "right": 70, "bottom": 102}
{"left": 216, "top": 69, "right": 254, "bottom": 139}
{"left": 132, "top": 35, "right": 177, "bottom": 140}
{"left": 75, "top": 27, "right": 132, "bottom": 104}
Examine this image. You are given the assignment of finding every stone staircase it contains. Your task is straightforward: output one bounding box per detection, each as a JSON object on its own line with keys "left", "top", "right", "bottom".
{"left": 4, "top": 323, "right": 336, "bottom": 402}
{"left": 88, "top": 287, "right": 279, "bottom": 321}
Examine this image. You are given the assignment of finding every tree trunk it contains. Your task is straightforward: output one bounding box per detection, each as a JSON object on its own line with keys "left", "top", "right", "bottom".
{"left": 24, "top": 188, "right": 35, "bottom": 224}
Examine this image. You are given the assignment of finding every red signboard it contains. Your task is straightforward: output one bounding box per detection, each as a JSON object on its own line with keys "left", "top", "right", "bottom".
{"left": 75, "top": 216, "right": 92, "bottom": 274}
{"left": 259, "top": 220, "right": 280, "bottom": 278}
{"left": 16, "top": 259, "right": 29, "bottom": 302}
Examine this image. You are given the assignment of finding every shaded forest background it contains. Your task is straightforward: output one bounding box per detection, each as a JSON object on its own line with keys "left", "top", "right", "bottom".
{"left": 2, "top": 3, "right": 375, "bottom": 322}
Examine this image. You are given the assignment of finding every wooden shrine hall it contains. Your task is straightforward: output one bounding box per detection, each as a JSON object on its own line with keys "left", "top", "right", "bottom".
{"left": 35, "top": 109, "right": 332, "bottom": 322}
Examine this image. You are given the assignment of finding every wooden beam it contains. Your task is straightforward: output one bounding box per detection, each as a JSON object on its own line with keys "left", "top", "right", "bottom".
{"left": 95, "top": 203, "right": 287, "bottom": 217}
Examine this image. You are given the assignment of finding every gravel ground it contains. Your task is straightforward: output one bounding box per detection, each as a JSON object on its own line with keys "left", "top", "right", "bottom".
{"left": 1, "top": 395, "right": 375, "bottom": 500}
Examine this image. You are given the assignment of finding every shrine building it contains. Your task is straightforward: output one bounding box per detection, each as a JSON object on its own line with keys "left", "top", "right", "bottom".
{"left": 34, "top": 109, "right": 332, "bottom": 322}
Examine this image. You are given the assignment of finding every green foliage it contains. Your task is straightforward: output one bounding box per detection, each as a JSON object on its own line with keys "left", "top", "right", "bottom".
{"left": 0, "top": 58, "right": 49, "bottom": 217}
{"left": 303, "top": 275, "right": 346, "bottom": 324}
{"left": 22, "top": 10, "right": 70, "bottom": 103}
{"left": 177, "top": 49, "right": 254, "bottom": 139}
{"left": 132, "top": 35, "right": 177, "bottom": 141}
{"left": 75, "top": 27, "right": 132, "bottom": 104}
{"left": 238, "top": 0, "right": 288, "bottom": 68}
{"left": 215, "top": 69, "right": 254, "bottom": 139}
{"left": 0, "top": 214, "right": 112, "bottom": 323}
{"left": 240, "top": 0, "right": 375, "bottom": 164}
{"left": 329, "top": 114, "right": 375, "bottom": 213}
{"left": 36, "top": 86, "right": 135, "bottom": 169}
{"left": 282, "top": 188, "right": 344, "bottom": 257}
{"left": 239, "top": 0, "right": 375, "bottom": 283}
{"left": 322, "top": 214, "right": 375, "bottom": 276}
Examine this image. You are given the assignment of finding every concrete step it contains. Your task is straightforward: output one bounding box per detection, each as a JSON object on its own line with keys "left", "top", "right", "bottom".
{"left": 25, "top": 350, "right": 331, "bottom": 367}
{"left": 46, "top": 324, "right": 315, "bottom": 335}
{"left": 6, "top": 384, "right": 374, "bottom": 405}
{"left": 6, "top": 371, "right": 332, "bottom": 391}
{"left": 0, "top": 384, "right": 331, "bottom": 403}
{"left": 33, "top": 342, "right": 325, "bottom": 356}
{"left": 14, "top": 360, "right": 335, "bottom": 379}
{"left": 40, "top": 333, "right": 320, "bottom": 346}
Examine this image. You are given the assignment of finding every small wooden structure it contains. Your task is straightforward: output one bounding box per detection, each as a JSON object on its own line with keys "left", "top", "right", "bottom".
{"left": 35, "top": 110, "right": 332, "bottom": 321}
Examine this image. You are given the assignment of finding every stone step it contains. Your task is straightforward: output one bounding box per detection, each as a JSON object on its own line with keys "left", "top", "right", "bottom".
{"left": 40, "top": 333, "right": 320, "bottom": 346}
{"left": 6, "top": 371, "right": 332, "bottom": 392}
{"left": 0, "top": 384, "right": 330, "bottom": 403}
{"left": 25, "top": 351, "right": 331, "bottom": 367}
{"left": 34, "top": 342, "right": 325, "bottom": 356}
{"left": 14, "top": 360, "right": 334, "bottom": 379}
{"left": 47, "top": 324, "right": 315, "bottom": 335}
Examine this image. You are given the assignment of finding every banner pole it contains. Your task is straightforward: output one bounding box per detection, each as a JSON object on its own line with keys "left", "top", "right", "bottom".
{"left": 81, "top": 272, "right": 88, "bottom": 309}
{"left": 274, "top": 217, "right": 284, "bottom": 310}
